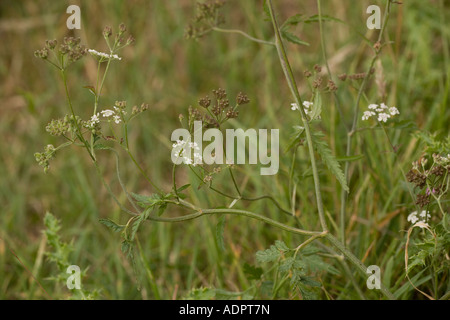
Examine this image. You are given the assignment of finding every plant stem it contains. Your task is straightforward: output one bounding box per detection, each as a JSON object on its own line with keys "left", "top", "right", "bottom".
{"left": 147, "top": 206, "right": 323, "bottom": 237}
{"left": 61, "top": 70, "right": 95, "bottom": 162}
{"left": 267, "top": 0, "right": 328, "bottom": 232}
{"left": 325, "top": 233, "right": 396, "bottom": 300}
{"left": 123, "top": 123, "right": 164, "bottom": 195}
{"left": 212, "top": 27, "right": 275, "bottom": 46}
{"left": 340, "top": 0, "right": 392, "bottom": 244}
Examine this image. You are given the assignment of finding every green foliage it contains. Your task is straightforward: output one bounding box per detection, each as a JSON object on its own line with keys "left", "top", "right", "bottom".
{"left": 255, "top": 241, "right": 336, "bottom": 299}
{"left": 43, "top": 213, "right": 97, "bottom": 299}
{"left": 311, "top": 132, "right": 349, "bottom": 192}
{"left": 3, "top": 0, "right": 448, "bottom": 301}
{"left": 255, "top": 240, "right": 289, "bottom": 263}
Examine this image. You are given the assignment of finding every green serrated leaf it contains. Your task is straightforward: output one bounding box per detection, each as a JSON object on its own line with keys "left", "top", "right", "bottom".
{"left": 177, "top": 184, "right": 191, "bottom": 193}
{"left": 256, "top": 245, "right": 281, "bottom": 263}
{"left": 157, "top": 203, "right": 167, "bottom": 216}
{"left": 281, "top": 30, "right": 310, "bottom": 46}
{"left": 99, "top": 218, "right": 125, "bottom": 233}
{"left": 121, "top": 240, "right": 134, "bottom": 259}
{"left": 281, "top": 13, "right": 304, "bottom": 29}
{"left": 312, "top": 132, "right": 349, "bottom": 192}
{"left": 304, "top": 14, "right": 345, "bottom": 24}
{"left": 301, "top": 253, "right": 340, "bottom": 275}
{"left": 300, "top": 276, "right": 322, "bottom": 287}
{"left": 285, "top": 125, "right": 305, "bottom": 152}
{"left": 309, "top": 90, "right": 322, "bottom": 120}
{"left": 274, "top": 240, "right": 289, "bottom": 252}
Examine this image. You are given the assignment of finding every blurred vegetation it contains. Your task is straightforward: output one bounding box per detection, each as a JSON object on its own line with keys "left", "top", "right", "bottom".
{"left": 0, "top": 0, "right": 448, "bottom": 299}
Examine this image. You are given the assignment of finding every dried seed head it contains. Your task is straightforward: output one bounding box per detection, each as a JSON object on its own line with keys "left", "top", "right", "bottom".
{"left": 140, "top": 103, "right": 149, "bottom": 112}
{"left": 115, "top": 101, "right": 127, "bottom": 109}
{"left": 126, "top": 35, "right": 135, "bottom": 45}
{"left": 431, "top": 165, "right": 445, "bottom": 177}
{"left": 415, "top": 194, "right": 431, "bottom": 208}
{"left": 212, "top": 105, "right": 221, "bottom": 116}
{"left": 314, "top": 64, "right": 322, "bottom": 73}
{"left": 213, "top": 88, "right": 227, "bottom": 100}
{"left": 338, "top": 73, "right": 347, "bottom": 81}
{"left": 199, "top": 96, "right": 211, "bottom": 108}
{"left": 34, "top": 48, "right": 49, "bottom": 59}
{"left": 327, "top": 80, "right": 338, "bottom": 92}
{"left": 406, "top": 169, "right": 427, "bottom": 189}
{"left": 313, "top": 77, "right": 323, "bottom": 89}
{"left": 304, "top": 70, "right": 312, "bottom": 78}
{"left": 226, "top": 109, "right": 239, "bottom": 119}
{"left": 349, "top": 73, "right": 366, "bottom": 80}
{"left": 219, "top": 99, "right": 230, "bottom": 109}
{"left": 119, "top": 23, "right": 127, "bottom": 34}
{"left": 45, "top": 39, "right": 57, "bottom": 50}
{"left": 236, "top": 92, "right": 250, "bottom": 105}
{"left": 103, "top": 26, "right": 112, "bottom": 38}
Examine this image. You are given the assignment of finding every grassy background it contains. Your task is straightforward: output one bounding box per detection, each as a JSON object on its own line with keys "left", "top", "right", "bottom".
{"left": 0, "top": 0, "right": 448, "bottom": 299}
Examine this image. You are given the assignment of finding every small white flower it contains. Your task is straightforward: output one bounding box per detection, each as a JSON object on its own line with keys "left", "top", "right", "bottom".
{"left": 291, "top": 103, "right": 299, "bottom": 111}
{"left": 303, "top": 101, "right": 313, "bottom": 109}
{"left": 389, "top": 107, "right": 400, "bottom": 116}
{"left": 113, "top": 115, "right": 122, "bottom": 124}
{"left": 418, "top": 210, "right": 431, "bottom": 220}
{"left": 362, "top": 111, "right": 376, "bottom": 121}
{"left": 377, "top": 112, "right": 391, "bottom": 122}
{"left": 380, "top": 103, "right": 388, "bottom": 109}
{"left": 407, "top": 211, "right": 419, "bottom": 224}
{"left": 368, "top": 104, "right": 378, "bottom": 110}
{"left": 88, "top": 49, "right": 122, "bottom": 61}
{"left": 101, "top": 109, "right": 115, "bottom": 118}
{"left": 408, "top": 210, "right": 431, "bottom": 226}
{"left": 90, "top": 113, "right": 100, "bottom": 124}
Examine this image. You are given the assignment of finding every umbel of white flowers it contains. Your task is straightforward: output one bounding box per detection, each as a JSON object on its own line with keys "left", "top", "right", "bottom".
{"left": 362, "top": 103, "right": 399, "bottom": 122}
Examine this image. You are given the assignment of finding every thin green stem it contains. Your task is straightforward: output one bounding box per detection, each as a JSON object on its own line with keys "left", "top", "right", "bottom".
{"left": 325, "top": 233, "right": 396, "bottom": 300}
{"left": 61, "top": 70, "right": 95, "bottom": 162}
{"left": 123, "top": 122, "right": 164, "bottom": 194}
{"left": 212, "top": 27, "right": 275, "bottom": 46}
{"left": 317, "top": 0, "right": 349, "bottom": 131}
{"left": 93, "top": 161, "right": 138, "bottom": 216}
{"left": 267, "top": 0, "right": 328, "bottom": 232}
{"left": 147, "top": 206, "right": 322, "bottom": 237}
{"left": 340, "top": 0, "right": 392, "bottom": 244}
{"left": 228, "top": 167, "right": 241, "bottom": 197}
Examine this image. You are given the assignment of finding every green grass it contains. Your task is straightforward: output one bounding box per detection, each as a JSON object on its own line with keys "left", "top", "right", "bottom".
{"left": 0, "top": 0, "right": 448, "bottom": 300}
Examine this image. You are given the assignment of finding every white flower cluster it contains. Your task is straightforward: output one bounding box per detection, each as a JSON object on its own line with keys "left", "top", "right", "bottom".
{"left": 407, "top": 210, "right": 431, "bottom": 227}
{"left": 362, "top": 103, "right": 399, "bottom": 122}
{"left": 85, "top": 113, "right": 100, "bottom": 129}
{"left": 291, "top": 101, "right": 313, "bottom": 115}
{"left": 172, "top": 140, "right": 202, "bottom": 166}
{"left": 88, "top": 49, "right": 122, "bottom": 61}
{"left": 101, "top": 107, "right": 126, "bottom": 124}
{"left": 433, "top": 153, "right": 450, "bottom": 167}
